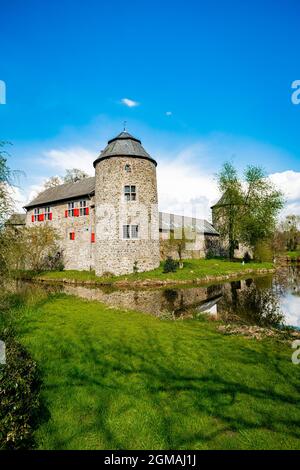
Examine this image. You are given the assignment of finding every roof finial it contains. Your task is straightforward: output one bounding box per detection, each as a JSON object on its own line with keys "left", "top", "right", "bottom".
{"left": 123, "top": 120, "right": 127, "bottom": 131}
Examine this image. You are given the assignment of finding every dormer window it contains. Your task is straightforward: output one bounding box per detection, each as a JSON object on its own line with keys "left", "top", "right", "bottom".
{"left": 124, "top": 185, "right": 136, "bottom": 201}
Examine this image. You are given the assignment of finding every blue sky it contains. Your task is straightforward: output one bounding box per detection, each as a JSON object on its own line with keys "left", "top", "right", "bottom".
{"left": 1, "top": 0, "right": 300, "bottom": 218}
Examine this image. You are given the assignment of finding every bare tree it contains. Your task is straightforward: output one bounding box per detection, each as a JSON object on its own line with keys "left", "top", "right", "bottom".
{"left": 64, "top": 168, "right": 88, "bottom": 184}
{"left": 43, "top": 176, "right": 63, "bottom": 189}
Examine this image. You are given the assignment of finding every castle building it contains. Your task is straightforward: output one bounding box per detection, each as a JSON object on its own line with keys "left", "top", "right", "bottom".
{"left": 19, "top": 131, "right": 219, "bottom": 274}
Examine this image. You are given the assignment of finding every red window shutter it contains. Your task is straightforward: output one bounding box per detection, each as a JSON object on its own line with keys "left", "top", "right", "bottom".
{"left": 31, "top": 215, "right": 34, "bottom": 223}
{"left": 72, "top": 232, "right": 75, "bottom": 240}
{"left": 65, "top": 210, "right": 68, "bottom": 218}
{"left": 49, "top": 213, "right": 52, "bottom": 221}
{"left": 85, "top": 207, "right": 89, "bottom": 216}
{"left": 38, "top": 214, "right": 43, "bottom": 221}
{"left": 91, "top": 232, "right": 95, "bottom": 243}
{"left": 41, "top": 214, "right": 44, "bottom": 221}
{"left": 75, "top": 208, "right": 79, "bottom": 217}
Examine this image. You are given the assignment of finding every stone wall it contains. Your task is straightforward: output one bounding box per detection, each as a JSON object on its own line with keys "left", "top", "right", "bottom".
{"left": 25, "top": 196, "right": 96, "bottom": 270}
{"left": 25, "top": 195, "right": 220, "bottom": 271}
{"left": 211, "top": 206, "right": 252, "bottom": 259}
{"left": 94, "top": 156, "right": 160, "bottom": 276}
{"left": 160, "top": 232, "right": 220, "bottom": 260}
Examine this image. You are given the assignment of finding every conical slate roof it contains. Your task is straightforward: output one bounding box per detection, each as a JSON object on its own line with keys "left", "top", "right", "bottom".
{"left": 211, "top": 192, "right": 229, "bottom": 209}
{"left": 93, "top": 131, "right": 157, "bottom": 167}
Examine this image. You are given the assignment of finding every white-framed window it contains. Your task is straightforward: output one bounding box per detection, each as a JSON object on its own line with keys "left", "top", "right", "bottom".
{"left": 68, "top": 201, "right": 75, "bottom": 217}
{"left": 44, "top": 206, "right": 51, "bottom": 220}
{"left": 123, "top": 224, "right": 139, "bottom": 239}
{"left": 67, "top": 200, "right": 88, "bottom": 217}
{"left": 124, "top": 185, "right": 136, "bottom": 201}
{"left": 79, "top": 200, "right": 87, "bottom": 216}
{"left": 34, "top": 208, "right": 40, "bottom": 221}
{"left": 123, "top": 225, "right": 130, "bottom": 239}
{"left": 131, "top": 225, "right": 139, "bottom": 239}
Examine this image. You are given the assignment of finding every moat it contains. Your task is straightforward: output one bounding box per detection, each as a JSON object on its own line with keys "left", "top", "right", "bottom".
{"left": 16, "top": 264, "right": 300, "bottom": 329}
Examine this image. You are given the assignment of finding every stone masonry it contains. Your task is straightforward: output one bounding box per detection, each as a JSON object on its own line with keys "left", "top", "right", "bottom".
{"left": 94, "top": 155, "right": 160, "bottom": 276}
{"left": 23, "top": 131, "right": 220, "bottom": 273}
{"left": 25, "top": 194, "right": 96, "bottom": 270}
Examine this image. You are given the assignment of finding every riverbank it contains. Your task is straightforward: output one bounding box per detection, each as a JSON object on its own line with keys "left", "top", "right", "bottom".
{"left": 16, "top": 259, "right": 275, "bottom": 287}
{"left": 6, "top": 288, "right": 300, "bottom": 450}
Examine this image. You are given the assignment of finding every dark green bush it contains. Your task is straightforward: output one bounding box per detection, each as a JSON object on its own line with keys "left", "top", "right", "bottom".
{"left": 206, "top": 248, "right": 216, "bottom": 259}
{"left": 0, "top": 335, "right": 41, "bottom": 449}
{"left": 163, "top": 257, "right": 179, "bottom": 273}
{"left": 243, "top": 251, "right": 252, "bottom": 263}
{"left": 42, "top": 250, "right": 65, "bottom": 271}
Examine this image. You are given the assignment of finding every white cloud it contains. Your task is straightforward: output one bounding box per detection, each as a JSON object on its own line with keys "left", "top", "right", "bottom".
{"left": 157, "top": 158, "right": 219, "bottom": 221}
{"left": 270, "top": 170, "right": 300, "bottom": 202}
{"left": 269, "top": 170, "right": 300, "bottom": 217}
{"left": 8, "top": 185, "right": 27, "bottom": 213}
{"left": 22, "top": 147, "right": 95, "bottom": 205}
{"left": 121, "top": 98, "right": 139, "bottom": 108}
{"left": 165, "top": 111, "right": 172, "bottom": 116}
{"left": 40, "top": 147, "right": 95, "bottom": 174}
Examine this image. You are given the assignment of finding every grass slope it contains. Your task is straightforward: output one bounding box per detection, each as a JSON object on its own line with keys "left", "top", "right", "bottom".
{"left": 20, "top": 259, "right": 274, "bottom": 284}
{"left": 14, "top": 293, "right": 300, "bottom": 450}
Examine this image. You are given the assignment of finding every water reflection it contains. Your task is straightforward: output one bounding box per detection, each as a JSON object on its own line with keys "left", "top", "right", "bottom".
{"left": 216, "top": 278, "right": 284, "bottom": 327}
{"left": 62, "top": 283, "right": 224, "bottom": 319}
{"left": 8, "top": 264, "right": 300, "bottom": 329}
{"left": 62, "top": 265, "right": 300, "bottom": 328}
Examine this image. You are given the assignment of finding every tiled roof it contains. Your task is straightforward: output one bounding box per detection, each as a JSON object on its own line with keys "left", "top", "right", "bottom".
{"left": 159, "top": 212, "right": 219, "bottom": 236}
{"left": 24, "top": 177, "right": 95, "bottom": 209}
{"left": 5, "top": 213, "right": 26, "bottom": 225}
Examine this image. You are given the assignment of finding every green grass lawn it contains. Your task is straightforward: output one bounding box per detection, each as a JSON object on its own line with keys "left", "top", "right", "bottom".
{"left": 18, "top": 259, "right": 274, "bottom": 285}
{"left": 286, "top": 251, "right": 300, "bottom": 260}
{"left": 12, "top": 292, "right": 300, "bottom": 450}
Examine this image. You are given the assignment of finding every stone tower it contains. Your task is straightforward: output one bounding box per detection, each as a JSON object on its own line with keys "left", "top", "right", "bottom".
{"left": 93, "top": 131, "right": 160, "bottom": 276}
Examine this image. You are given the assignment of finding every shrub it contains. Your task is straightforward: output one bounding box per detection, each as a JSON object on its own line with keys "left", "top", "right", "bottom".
{"left": 243, "top": 251, "right": 252, "bottom": 263}
{"left": 133, "top": 260, "right": 138, "bottom": 274}
{"left": 24, "top": 225, "right": 62, "bottom": 272}
{"left": 0, "top": 335, "right": 41, "bottom": 449}
{"left": 42, "top": 250, "right": 64, "bottom": 271}
{"left": 0, "top": 289, "right": 46, "bottom": 449}
{"left": 0, "top": 225, "right": 62, "bottom": 274}
{"left": 101, "top": 271, "right": 114, "bottom": 278}
{"left": 206, "top": 248, "right": 216, "bottom": 259}
{"left": 163, "top": 257, "right": 179, "bottom": 273}
{"left": 254, "top": 240, "right": 273, "bottom": 263}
